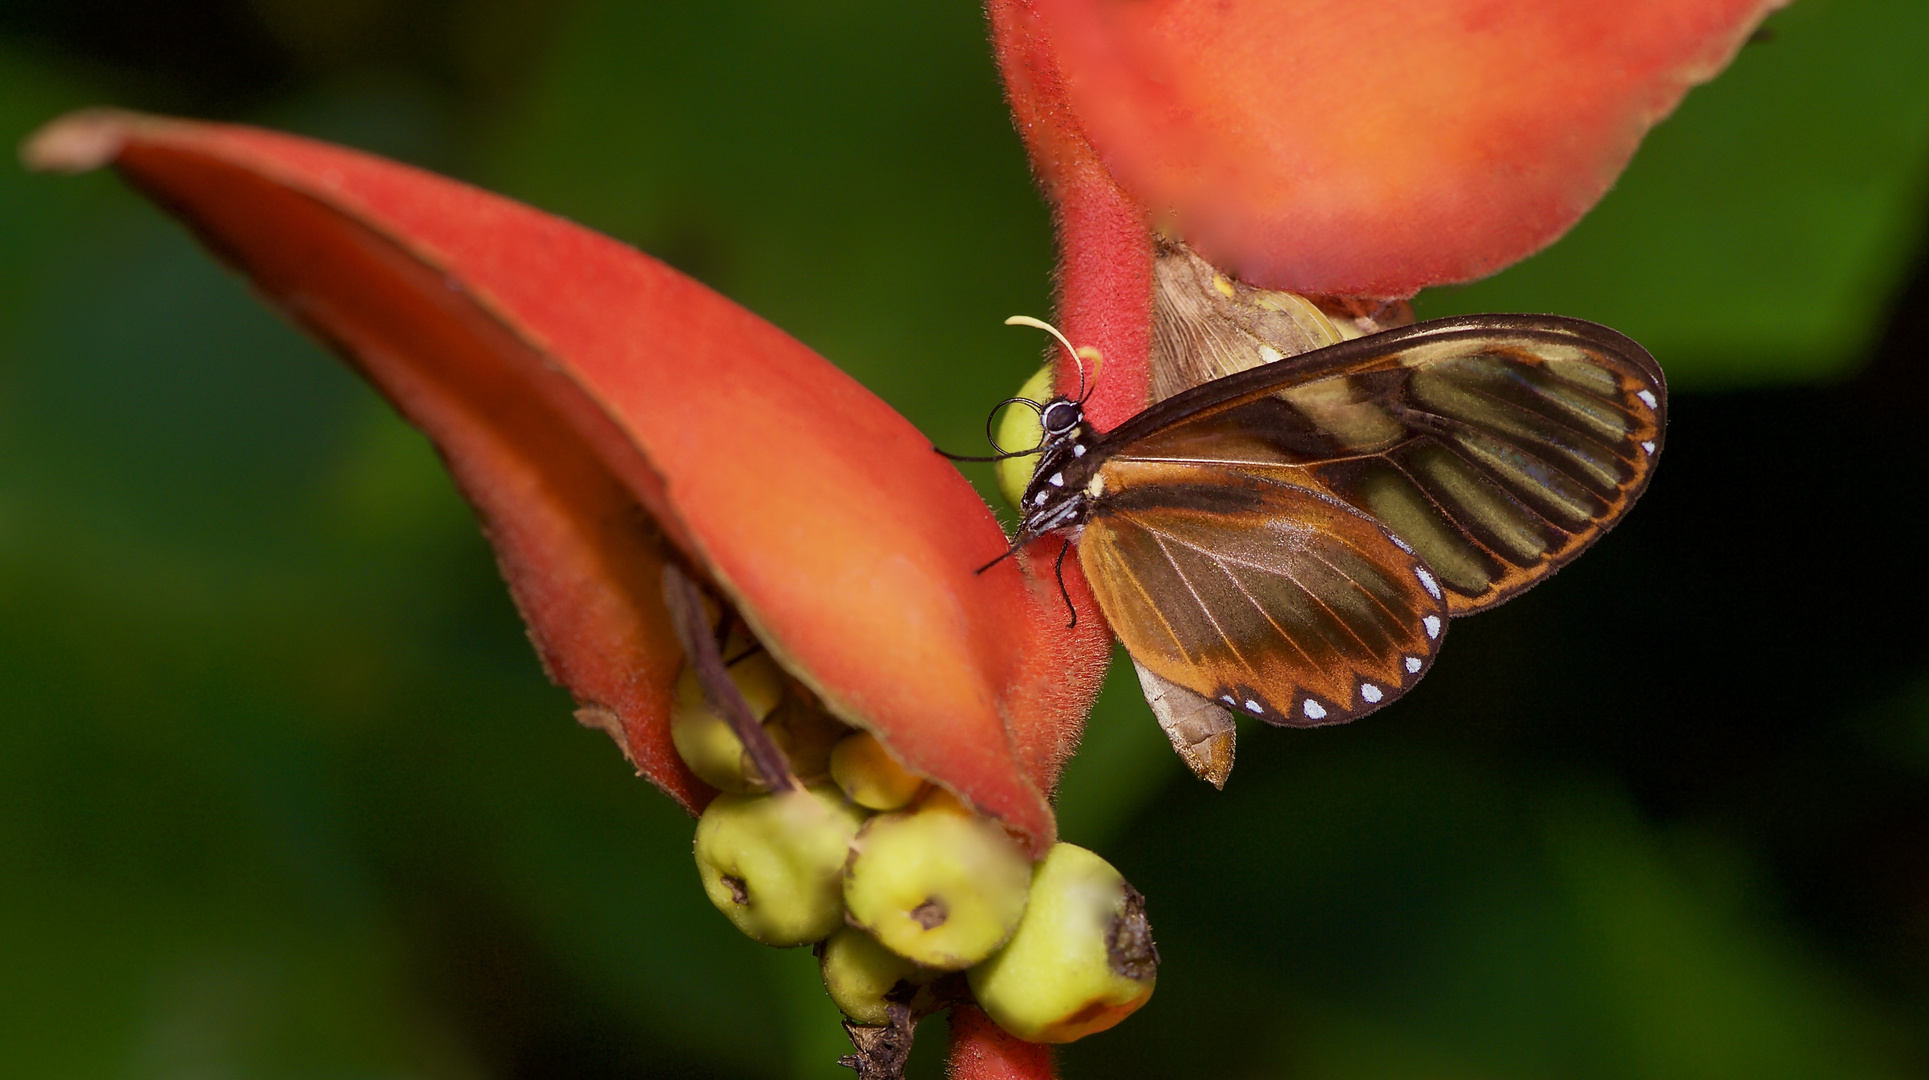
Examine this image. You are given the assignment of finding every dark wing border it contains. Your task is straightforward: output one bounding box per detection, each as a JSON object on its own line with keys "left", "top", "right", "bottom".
{"left": 1101, "top": 315, "right": 1665, "bottom": 449}
{"left": 1096, "top": 314, "right": 1665, "bottom": 614}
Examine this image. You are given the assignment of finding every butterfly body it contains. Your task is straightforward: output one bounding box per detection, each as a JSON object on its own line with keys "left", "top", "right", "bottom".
{"left": 1015, "top": 402, "right": 1104, "bottom": 540}
{"left": 1013, "top": 313, "right": 1665, "bottom": 733}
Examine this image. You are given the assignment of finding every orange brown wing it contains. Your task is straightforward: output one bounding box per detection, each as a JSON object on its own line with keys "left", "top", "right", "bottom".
{"left": 1079, "top": 463, "right": 1447, "bottom": 727}
{"left": 1101, "top": 315, "right": 1664, "bottom": 614}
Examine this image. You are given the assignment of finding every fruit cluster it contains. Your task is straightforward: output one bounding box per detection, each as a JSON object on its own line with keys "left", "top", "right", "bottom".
{"left": 674, "top": 616, "right": 1157, "bottom": 1052}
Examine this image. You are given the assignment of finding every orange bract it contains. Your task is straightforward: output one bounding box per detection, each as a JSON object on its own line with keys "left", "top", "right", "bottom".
{"left": 25, "top": 110, "right": 1112, "bottom": 854}
{"left": 1021, "top": 0, "right": 1785, "bottom": 297}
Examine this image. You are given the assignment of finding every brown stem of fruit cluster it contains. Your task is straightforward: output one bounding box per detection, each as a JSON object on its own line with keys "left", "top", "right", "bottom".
{"left": 840, "top": 1005, "right": 918, "bottom": 1080}
{"left": 661, "top": 564, "right": 799, "bottom": 792}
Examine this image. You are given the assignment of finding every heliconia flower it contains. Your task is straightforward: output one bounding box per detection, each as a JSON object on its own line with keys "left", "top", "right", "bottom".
{"left": 23, "top": 1, "right": 1790, "bottom": 1075}
{"left": 958, "top": 5, "right": 1781, "bottom": 1069}
{"left": 19, "top": 109, "right": 1116, "bottom": 860}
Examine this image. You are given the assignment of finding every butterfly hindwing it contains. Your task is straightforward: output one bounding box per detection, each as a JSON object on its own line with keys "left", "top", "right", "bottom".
{"left": 1103, "top": 316, "right": 1664, "bottom": 614}
{"left": 1079, "top": 462, "right": 1447, "bottom": 728}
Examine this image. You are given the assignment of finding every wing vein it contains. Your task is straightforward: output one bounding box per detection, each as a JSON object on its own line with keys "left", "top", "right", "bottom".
{"left": 1421, "top": 410, "right": 1639, "bottom": 507}
{"left": 1128, "top": 505, "right": 1369, "bottom": 671}
{"left": 1215, "top": 548, "right": 1322, "bottom": 672}
{"left": 1401, "top": 382, "right": 1634, "bottom": 490}
{"left": 1103, "top": 533, "right": 1198, "bottom": 661}
{"left": 1304, "top": 540, "right": 1411, "bottom": 645}
{"left": 1143, "top": 529, "right": 1269, "bottom": 679}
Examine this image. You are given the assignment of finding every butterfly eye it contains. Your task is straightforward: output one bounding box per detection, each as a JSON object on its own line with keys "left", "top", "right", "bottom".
{"left": 1042, "top": 401, "right": 1080, "bottom": 435}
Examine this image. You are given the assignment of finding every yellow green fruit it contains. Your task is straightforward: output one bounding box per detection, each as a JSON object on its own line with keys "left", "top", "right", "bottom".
{"left": 818, "top": 926, "right": 940, "bottom": 1025}
{"left": 843, "top": 799, "right": 1031, "bottom": 970}
{"left": 693, "top": 784, "right": 865, "bottom": 946}
{"left": 967, "top": 843, "right": 1157, "bottom": 1043}
{"left": 830, "top": 731, "right": 926, "bottom": 811}
{"left": 764, "top": 695, "right": 848, "bottom": 783}
{"left": 993, "top": 364, "right": 1053, "bottom": 510}
{"left": 670, "top": 652, "right": 788, "bottom": 791}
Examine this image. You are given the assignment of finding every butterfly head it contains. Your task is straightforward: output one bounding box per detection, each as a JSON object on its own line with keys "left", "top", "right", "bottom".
{"left": 1040, "top": 398, "right": 1081, "bottom": 437}
{"left": 977, "top": 315, "right": 1108, "bottom": 543}
{"left": 1015, "top": 396, "right": 1103, "bottom": 539}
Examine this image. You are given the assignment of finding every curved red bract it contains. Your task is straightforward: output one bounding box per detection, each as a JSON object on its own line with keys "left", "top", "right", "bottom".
{"left": 1015, "top": 0, "right": 1784, "bottom": 297}
{"left": 23, "top": 110, "right": 1111, "bottom": 854}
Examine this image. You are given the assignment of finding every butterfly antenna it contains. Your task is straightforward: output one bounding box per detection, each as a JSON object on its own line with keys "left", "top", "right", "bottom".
{"left": 1005, "top": 315, "right": 1101, "bottom": 403}
{"left": 986, "top": 397, "right": 1046, "bottom": 455}
{"left": 934, "top": 447, "right": 1026, "bottom": 463}
{"left": 932, "top": 397, "right": 1047, "bottom": 462}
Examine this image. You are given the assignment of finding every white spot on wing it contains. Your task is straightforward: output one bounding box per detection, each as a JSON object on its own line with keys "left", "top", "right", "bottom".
{"left": 1390, "top": 534, "right": 1414, "bottom": 554}
{"left": 1360, "top": 683, "right": 1383, "bottom": 704}
{"left": 1303, "top": 699, "right": 1327, "bottom": 721}
{"left": 1072, "top": 444, "right": 1086, "bottom": 458}
{"left": 1424, "top": 615, "right": 1441, "bottom": 640}
{"left": 1244, "top": 699, "right": 1263, "bottom": 714}
{"left": 1258, "top": 345, "right": 1284, "bottom": 364}
{"left": 1033, "top": 491, "right": 1049, "bottom": 506}
{"left": 1637, "top": 389, "right": 1658, "bottom": 409}
{"left": 1048, "top": 472, "right": 1064, "bottom": 487}
{"left": 1405, "top": 656, "right": 1422, "bottom": 674}
{"left": 1641, "top": 440, "right": 1655, "bottom": 455}
{"left": 1220, "top": 694, "right": 1236, "bottom": 706}
{"left": 1415, "top": 567, "right": 1442, "bottom": 600}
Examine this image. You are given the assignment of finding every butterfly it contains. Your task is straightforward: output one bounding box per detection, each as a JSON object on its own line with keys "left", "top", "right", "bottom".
{"left": 968, "top": 245, "right": 1665, "bottom": 785}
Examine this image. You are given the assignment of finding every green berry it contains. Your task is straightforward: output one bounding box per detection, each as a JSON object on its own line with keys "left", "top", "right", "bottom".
{"left": 818, "top": 926, "right": 940, "bottom": 1025}
{"left": 993, "top": 364, "right": 1053, "bottom": 510}
{"left": 694, "top": 784, "right": 865, "bottom": 946}
{"left": 843, "top": 797, "right": 1031, "bottom": 970}
{"left": 671, "top": 653, "right": 787, "bottom": 791}
{"left": 967, "top": 843, "right": 1157, "bottom": 1043}
{"left": 830, "top": 731, "right": 926, "bottom": 811}
{"left": 764, "top": 694, "right": 849, "bottom": 783}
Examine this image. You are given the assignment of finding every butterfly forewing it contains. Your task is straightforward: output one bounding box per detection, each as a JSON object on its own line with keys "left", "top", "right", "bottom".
{"left": 1080, "top": 463, "right": 1447, "bottom": 727}
{"left": 1101, "top": 316, "right": 1665, "bottom": 614}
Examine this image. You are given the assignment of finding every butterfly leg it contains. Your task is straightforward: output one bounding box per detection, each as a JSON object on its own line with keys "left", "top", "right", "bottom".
{"left": 1055, "top": 538, "right": 1077, "bottom": 630}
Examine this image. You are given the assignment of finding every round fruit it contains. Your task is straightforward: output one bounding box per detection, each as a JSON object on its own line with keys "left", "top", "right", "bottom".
{"left": 830, "top": 731, "right": 925, "bottom": 810}
{"left": 693, "top": 784, "right": 865, "bottom": 946}
{"left": 843, "top": 797, "right": 1031, "bottom": 970}
{"left": 818, "top": 926, "right": 940, "bottom": 1025}
{"left": 968, "top": 843, "right": 1157, "bottom": 1043}
{"left": 764, "top": 695, "right": 848, "bottom": 783}
{"left": 670, "top": 652, "right": 787, "bottom": 791}
{"left": 993, "top": 364, "right": 1054, "bottom": 510}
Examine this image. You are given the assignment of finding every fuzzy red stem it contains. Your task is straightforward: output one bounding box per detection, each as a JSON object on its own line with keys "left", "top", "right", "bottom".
{"left": 985, "top": 0, "right": 1152, "bottom": 431}
{"left": 946, "top": 1006, "right": 1058, "bottom": 1080}
{"left": 986, "top": 0, "right": 1151, "bottom": 701}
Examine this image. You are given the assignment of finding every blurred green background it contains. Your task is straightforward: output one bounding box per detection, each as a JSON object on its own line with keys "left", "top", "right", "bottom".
{"left": 3, "top": 0, "right": 1927, "bottom": 1076}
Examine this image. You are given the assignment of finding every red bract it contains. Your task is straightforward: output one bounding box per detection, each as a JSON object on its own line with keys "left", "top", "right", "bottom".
{"left": 26, "top": 1, "right": 1785, "bottom": 1072}
{"left": 992, "top": 0, "right": 1787, "bottom": 303}
{"left": 21, "top": 109, "right": 1114, "bottom": 857}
